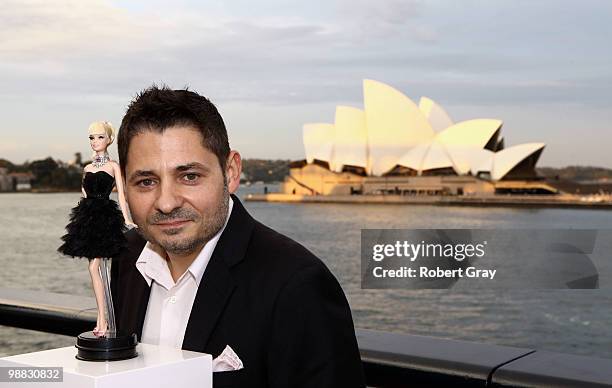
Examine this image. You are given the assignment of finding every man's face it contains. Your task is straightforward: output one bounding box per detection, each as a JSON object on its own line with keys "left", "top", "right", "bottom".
{"left": 124, "top": 126, "right": 231, "bottom": 256}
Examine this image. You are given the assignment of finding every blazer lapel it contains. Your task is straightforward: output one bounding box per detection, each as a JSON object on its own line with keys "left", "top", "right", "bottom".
{"left": 182, "top": 195, "right": 255, "bottom": 352}
{"left": 181, "top": 251, "right": 236, "bottom": 352}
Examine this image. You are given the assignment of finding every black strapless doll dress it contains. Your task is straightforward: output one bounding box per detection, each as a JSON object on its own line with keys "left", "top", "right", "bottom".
{"left": 58, "top": 171, "right": 127, "bottom": 259}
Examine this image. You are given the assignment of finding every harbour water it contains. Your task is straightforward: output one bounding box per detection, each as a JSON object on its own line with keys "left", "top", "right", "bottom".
{"left": 1, "top": 184, "right": 612, "bottom": 359}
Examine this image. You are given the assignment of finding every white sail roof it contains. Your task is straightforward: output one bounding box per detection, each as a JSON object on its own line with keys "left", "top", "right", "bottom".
{"left": 303, "top": 123, "right": 334, "bottom": 164}
{"left": 396, "top": 143, "right": 430, "bottom": 171}
{"left": 330, "top": 106, "right": 368, "bottom": 173}
{"left": 436, "top": 119, "right": 502, "bottom": 148}
{"left": 467, "top": 149, "right": 495, "bottom": 176}
{"left": 363, "top": 79, "right": 435, "bottom": 176}
{"left": 421, "top": 140, "right": 455, "bottom": 172}
{"left": 437, "top": 119, "right": 502, "bottom": 174}
{"left": 419, "top": 97, "right": 454, "bottom": 132}
{"left": 396, "top": 118, "right": 503, "bottom": 175}
{"left": 490, "top": 143, "right": 545, "bottom": 181}
{"left": 300, "top": 80, "right": 545, "bottom": 181}
{"left": 396, "top": 139, "right": 456, "bottom": 173}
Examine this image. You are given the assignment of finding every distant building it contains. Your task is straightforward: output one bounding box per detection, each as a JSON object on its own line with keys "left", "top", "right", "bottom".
{"left": 0, "top": 168, "right": 11, "bottom": 191}
{"left": 10, "top": 172, "right": 34, "bottom": 191}
{"left": 282, "top": 79, "right": 555, "bottom": 196}
{"left": 0, "top": 168, "right": 34, "bottom": 192}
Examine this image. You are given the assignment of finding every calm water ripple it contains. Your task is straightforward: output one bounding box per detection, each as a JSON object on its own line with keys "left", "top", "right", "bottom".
{"left": 1, "top": 185, "right": 612, "bottom": 359}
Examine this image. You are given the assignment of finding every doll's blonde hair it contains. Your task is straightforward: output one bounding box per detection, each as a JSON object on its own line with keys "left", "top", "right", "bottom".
{"left": 88, "top": 121, "right": 115, "bottom": 144}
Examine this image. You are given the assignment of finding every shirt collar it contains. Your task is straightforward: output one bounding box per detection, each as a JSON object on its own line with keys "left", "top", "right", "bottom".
{"left": 136, "top": 196, "right": 234, "bottom": 289}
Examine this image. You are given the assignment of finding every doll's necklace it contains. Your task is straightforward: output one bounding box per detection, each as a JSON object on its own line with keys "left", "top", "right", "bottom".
{"left": 92, "top": 153, "right": 110, "bottom": 168}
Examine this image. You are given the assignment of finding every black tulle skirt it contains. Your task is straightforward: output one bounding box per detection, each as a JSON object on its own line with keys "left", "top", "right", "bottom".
{"left": 58, "top": 198, "right": 127, "bottom": 259}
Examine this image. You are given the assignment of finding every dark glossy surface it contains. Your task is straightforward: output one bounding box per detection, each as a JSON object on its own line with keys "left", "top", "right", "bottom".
{"left": 76, "top": 330, "right": 138, "bottom": 361}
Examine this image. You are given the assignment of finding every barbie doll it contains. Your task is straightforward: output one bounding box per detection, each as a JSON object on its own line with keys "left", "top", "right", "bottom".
{"left": 58, "top": 121, "right": 136, "bottom": 338}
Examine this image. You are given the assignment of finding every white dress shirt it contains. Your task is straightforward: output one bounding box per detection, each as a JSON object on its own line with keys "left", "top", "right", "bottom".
{"left": 136, "top": 197, "right": 233, "bottom": 349}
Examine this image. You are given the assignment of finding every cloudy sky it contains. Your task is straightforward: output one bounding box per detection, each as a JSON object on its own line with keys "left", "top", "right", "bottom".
{"left": 1, "top": 0, "right": 611, "bottom": 167}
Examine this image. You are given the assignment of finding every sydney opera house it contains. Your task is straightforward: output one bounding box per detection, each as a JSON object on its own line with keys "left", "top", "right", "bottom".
{"left": 281, "top": 79, "right": 558, "bottom": 197}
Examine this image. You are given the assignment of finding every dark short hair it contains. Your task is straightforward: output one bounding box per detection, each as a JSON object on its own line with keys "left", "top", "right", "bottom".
{"left": 118, "top": 85, "right": 230, "bottom": 176}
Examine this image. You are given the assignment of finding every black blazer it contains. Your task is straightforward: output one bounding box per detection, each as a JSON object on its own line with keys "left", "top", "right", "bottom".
{"left": 111, "top": 195, "right": 365, "bottom": 388}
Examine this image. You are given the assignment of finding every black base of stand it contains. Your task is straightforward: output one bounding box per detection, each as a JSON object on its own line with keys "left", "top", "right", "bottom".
{"left": 76, "top": 331, "right": 138, "bottom": 361}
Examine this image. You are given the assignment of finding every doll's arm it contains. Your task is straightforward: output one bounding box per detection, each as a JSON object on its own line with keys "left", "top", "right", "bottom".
{"left": 81, "top": 166, "right": 88, "bottom": 198}
{"left": 88, "top": 258, "right": 107, "bottom": 336}
{"left": 112, "top": 162, "right": 136, "bottom": 227}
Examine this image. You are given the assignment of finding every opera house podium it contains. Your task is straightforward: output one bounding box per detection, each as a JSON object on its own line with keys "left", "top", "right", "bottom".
{"left": 0, "top": 343, "right": 212, "bottom": 388}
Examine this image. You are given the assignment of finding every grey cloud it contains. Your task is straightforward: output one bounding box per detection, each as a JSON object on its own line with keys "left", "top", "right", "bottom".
{"left": 336, "top": 0, "right": 422, "bottom": 27}
{"left": 0, "top": 0, "right": 610, "bottom": 109}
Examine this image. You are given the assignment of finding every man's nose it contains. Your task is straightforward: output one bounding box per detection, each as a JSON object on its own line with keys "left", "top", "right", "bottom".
{"left": 154, "top": 180, "right": 183, "bottom": 215}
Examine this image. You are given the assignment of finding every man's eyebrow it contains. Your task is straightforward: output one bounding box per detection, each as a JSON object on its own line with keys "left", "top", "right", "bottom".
{"left": 175, "top": 162, "right": 210, "bottom": 173}
{"left": 128, "top": 170, "right": 156, "bottom": 181}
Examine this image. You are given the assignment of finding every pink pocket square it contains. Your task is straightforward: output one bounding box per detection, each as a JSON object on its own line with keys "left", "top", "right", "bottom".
{"left": 212, "top": 345, "right": 244, "bottom": 372}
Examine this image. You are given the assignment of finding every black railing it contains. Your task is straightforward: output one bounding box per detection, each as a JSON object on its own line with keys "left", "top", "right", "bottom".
{"left": 1, "top": 288, "right": 611, "bottom": 387}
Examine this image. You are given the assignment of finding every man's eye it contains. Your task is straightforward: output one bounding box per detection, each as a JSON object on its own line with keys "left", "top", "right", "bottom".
{"left": 89, "top": 136, "right": 94, "bottom": 140}
{"left": 183, "top": 173, "right": 199, "bottom": 182}
{"left": 137, "top": 179, "right": 155, "bottom": 187}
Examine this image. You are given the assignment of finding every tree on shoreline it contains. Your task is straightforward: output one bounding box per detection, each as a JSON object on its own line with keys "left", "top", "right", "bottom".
{"left": 2, "top": 155, "right": 612, "bottom": 191}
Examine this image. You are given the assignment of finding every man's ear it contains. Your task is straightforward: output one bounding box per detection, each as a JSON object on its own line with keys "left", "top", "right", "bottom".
{"left": 225, "top": 150, "right": 242, "bottom": 194}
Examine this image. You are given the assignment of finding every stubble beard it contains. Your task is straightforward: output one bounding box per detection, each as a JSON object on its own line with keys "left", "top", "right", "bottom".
{"left": 137, "top": 182, "right": 230, "bottom": 256}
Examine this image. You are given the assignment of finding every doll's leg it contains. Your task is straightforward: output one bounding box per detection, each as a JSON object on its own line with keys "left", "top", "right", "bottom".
{"left": 99, "top": 258, "right": 117, "bottom": 336}
{"left": 88, "top": 258, "right": 107, "bottom": 336}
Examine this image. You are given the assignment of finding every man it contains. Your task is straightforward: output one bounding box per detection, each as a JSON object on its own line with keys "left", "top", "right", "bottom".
{"left": 110, "top": 86, "right": 365, "bottom": 387}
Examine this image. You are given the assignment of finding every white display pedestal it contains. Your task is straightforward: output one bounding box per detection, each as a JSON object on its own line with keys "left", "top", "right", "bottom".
{"left": 0, "top": 343, "right": 212, "bottom": 388}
